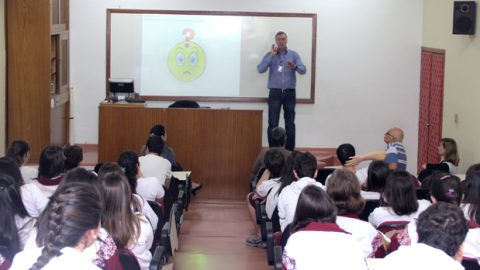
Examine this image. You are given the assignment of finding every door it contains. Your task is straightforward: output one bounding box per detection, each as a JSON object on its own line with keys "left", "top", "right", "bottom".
{"left": 50, "top": 31, "right": 70, "bottom": 146}
{"left": 417, "top": 48, "right": 445, "bottom": 174}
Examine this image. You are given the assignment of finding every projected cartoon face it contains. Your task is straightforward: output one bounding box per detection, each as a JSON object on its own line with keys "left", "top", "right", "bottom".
{"left": 167, "top": 29, "right": 206, "bottom": 82}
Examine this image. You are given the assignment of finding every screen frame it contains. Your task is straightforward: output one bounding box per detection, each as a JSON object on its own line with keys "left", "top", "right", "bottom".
{"left": 106, "top": 9, "right": 317, "bottom": 104}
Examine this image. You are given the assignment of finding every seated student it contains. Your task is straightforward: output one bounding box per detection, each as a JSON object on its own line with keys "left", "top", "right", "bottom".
{"left": 0, "top": 156, "right": 48, "bottom": 218}
{"left": 32, "top": 145, "right": 65, "bottom": 197}
{"left": 139, "top": 136, "right": 172, "bottom": 187}
{"left": 10, "top": 183, "right": 102, "bottom": 270}
{"left": 24, "top": 168, "right": 121, "bottom": 269}
{"left": 283, "top": 185, "right": 368, "bottom": 270}
{"left": 6, "top": 140, "right": 37, "bottom": 184}
{"left": 0, "top": 173, "right": 36, "bottom": 269}
{"left": 362, "top": 160, "right": 390, "bottom": 200}
{"left": 99, "top": 172, "right": 153, "bottom": 270}
{"left": 325, "top": 143, "right": 368, "bottom": 186}
{"left": 326, "top": 169, "right": 379, "bottom": 258}
{"left": 245, "top": 149, "right": 285, "bottom": 248}
{"left": 368, "top": 170, "right": 431, "bottom": 228}
{"left": 462, "top": 163, "right": 480, "bottom": 196}
{"left": 460, "top": 167, "right": 480, "bottom": 262}
{"left": 418, "top": 138, "right": 459, "bottom": 181}
{"left": 63, "top": 144, "right": 84, "bottom": 171}
{"left": 390, "top": 173, "right": 462, "bottom": 250}
{"left": 98, "top": 163, "right": 158, "bottom": 232}
{"left": 250, "top": 127, "right": 291, "bottom": 185}
{"left": 379, "top": 202, "right": 467, "bottom": 270}
{"left": 141, "top": 124, "right": 203, "bottom": 192}
{"left": 118, "top": 150, "right": 164, "bottom": 203}
{"left": 278, "top": 152, "right": 324, "bottom": 232}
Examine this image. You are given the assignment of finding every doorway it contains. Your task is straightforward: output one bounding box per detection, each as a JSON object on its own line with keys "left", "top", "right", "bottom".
{"left": 417, "top": 47, "right": 445, "bottom": 174}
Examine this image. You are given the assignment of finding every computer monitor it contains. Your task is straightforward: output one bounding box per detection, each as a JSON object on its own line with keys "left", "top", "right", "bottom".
{"left": 109, "top": 78, "right": 134, "bottom": 95}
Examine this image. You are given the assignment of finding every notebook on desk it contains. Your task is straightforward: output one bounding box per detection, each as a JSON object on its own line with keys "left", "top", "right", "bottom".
{"left": 172, "top": 171, "right": 191, "bottom": 181}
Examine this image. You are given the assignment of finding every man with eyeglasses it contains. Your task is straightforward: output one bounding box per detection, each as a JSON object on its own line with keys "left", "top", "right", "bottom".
{"left": 346, "top": 127, "right": 407, "bottom": 171}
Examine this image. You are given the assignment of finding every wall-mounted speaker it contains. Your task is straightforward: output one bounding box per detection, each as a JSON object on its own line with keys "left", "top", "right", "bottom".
{"left": 453, "top": 1, "right": 476, "bottom": 35}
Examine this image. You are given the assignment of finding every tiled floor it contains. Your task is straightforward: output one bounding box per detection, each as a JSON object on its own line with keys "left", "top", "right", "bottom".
{"left": 173, "top": 199, "right": 271, "bottom": 270}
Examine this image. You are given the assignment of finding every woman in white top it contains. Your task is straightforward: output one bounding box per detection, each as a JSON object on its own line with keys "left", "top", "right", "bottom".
{"left": 327, "top": 168, "right": 380, "bottom": 258}
{"left": 389, "top": 173, "right": 463, "bottom": 253}
{"left": 118, "top": 150, "right": 164, "bottom": 203}
{"left": 0, "top": 156, "right": 48, "bottom": 218}
{"left": 10, "top": 182, "right": 102, "bottom": 270}
{"left": 283, "top": 185, "right": 368, "bottom": 270}
{"left": 460, "top": 165, "right": 480, "bottom": 261}
{"left": 0, "top": 173, "right": 36, "bottom": 268}
{"left": 6, "top": 140, "right": 38, "bottom": 184}
{"left": 419, "top": 138, "right": 459, "bottom": 181}
{"left": 362, "top": 160, "right": 390, "bottom": 200}
{"left": 369, "top": 170, "right": 431, "bottom": 228}
{"left": 33, "top": 145, "right": 66, "bottom": 197}
{"left": 99, "top": 172, "right": 154, "bottom": 270}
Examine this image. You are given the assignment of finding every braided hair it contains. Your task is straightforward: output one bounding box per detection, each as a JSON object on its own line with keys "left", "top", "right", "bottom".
{"left": 31, "top": 182, "right": 101, "bottom": 270}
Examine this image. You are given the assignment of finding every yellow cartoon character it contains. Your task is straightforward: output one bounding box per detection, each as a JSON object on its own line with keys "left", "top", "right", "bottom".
{"left": 168, "top": 28, "right": 206, "bottom": 82}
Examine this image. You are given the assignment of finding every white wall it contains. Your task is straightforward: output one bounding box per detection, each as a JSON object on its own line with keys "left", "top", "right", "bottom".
{"left": 423, "top": 0, "right": 480, "bottom": 173}
{"left": 70, "top": 0, "right": 423, "bottom": 172}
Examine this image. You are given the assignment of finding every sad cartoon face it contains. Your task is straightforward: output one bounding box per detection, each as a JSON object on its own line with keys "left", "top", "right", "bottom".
{"left": 167, "top": 41, "right": 206, "bottom": 82}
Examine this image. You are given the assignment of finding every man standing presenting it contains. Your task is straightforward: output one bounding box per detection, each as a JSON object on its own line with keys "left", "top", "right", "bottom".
{"left": 257, "top": 31, "right": 306, "bottom": 151}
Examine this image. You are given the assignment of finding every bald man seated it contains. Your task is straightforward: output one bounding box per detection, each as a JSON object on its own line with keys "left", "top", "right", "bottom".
{"left": 346, "top": 127, "right": 407, "bottom": 171}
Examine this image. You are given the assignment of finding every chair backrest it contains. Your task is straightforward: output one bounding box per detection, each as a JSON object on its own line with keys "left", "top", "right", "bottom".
{"left": 149, "top": 246, "right": 166, "bottom": 270}
{"left": 168, "top": 100, "right": 200, "bottom": 108}
{"left": 315, "top": 168, "right": 335, "bottom": 185}
{"left": 118, "top": 248, "right": 141, "bottom": 270}
{"left": 377, "top": 221, "right": 409, "bottom": 234}
{"left": 271, "top": 207, "right": 281, "bottom": 232}
{"left": 160, "top": 222, "right": 172, "bottom": 257}
{"left": 462, "top": 258, "right": 480, "bottom": 270}
{"left": 147, "top": 200, "right": 166, "bottom": 254}
{"left": 359, "top": 199, "right": 380, "bottom": 221}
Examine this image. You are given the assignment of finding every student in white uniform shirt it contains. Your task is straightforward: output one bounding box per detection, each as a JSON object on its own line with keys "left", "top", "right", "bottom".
{"left": 23, "top": 168, "right": 122, "bottom": 269}
{"left": 459, "top": 167, "right": 480, "bottom": 262}
{"left": 99, "top": 172, "right": 153, "bottom": 270}
{"left": 283, "top": 185, "right": 368, "bottom": 270}
{"left": 379, "top": 202, "right": 467, "bottom": 270}
{"left": 325, "top": 143, "right": 368, "bottom": 186}
{"left": 10, "top": 183, "right": 102, "bottom": 270}
{"left": 245, "top": 148, "right": 285, "bottom": 247}
{"left": 388, "top": 173, "right": 476, "bottom": 260}
{"left": 0, "top": 174, "right": 36, "bottom": 269}
{"left": 32, "top": 146, "right": 66, "bottom": 198}
{"left": 326, "top": 168, "right": 380, "bottom": 258}
{"left": 97, "top": 163, "right": 158, "bottom": 231}
{"left": 118, "top": 150, "right": 165, "bottom": 203}
{"left": 369, "top": 170, "right": 431, "bottom": 228}
{"left": 362, "top": 160, "right": 390, "bottom": 200}
{"left": 0, "top": 156, "right": 48, "bottom": 218}
{"left": 139, "top": 136, "right": 172, "bottom": 187}
{"left": 278, "top": 152, "right": 324, "bottom": 232}
{"left": 6, "top": 140, "right": 38, "bottom": 184}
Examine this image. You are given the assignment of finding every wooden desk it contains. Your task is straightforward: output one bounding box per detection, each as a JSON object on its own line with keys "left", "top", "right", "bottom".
{"left": 98, "top": 104, "right": 263, "bottom": 200}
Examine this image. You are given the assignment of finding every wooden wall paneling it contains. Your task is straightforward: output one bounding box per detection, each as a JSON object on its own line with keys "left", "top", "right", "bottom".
{"left": 6, "top": 0, "right": 51, "bottom": 162}
{"left": 123, "top": 107, "right": 156, "bottom": 153}
{"left": 231, "top": 111, "right": 263, "bottom": 199}
{"left": 98, "top": 105, "right": 127, "bottom": 162}
{"left": 98, "top": 105, "right": 262, "bottom": 200}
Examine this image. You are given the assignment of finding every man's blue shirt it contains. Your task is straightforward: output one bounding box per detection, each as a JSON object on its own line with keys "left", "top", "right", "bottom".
{"left": 257, "top": 48, "right": 306, "bottom": 89}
